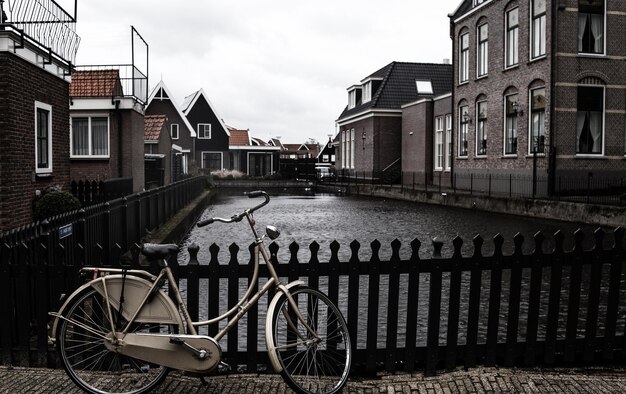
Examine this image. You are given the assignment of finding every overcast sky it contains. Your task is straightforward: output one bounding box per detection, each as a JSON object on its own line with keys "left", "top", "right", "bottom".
{"left": 70, "top": 1, "right": 460, "bottom": 144}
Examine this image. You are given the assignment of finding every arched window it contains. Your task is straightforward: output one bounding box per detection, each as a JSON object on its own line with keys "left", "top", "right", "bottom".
{"left": 577, "top": 77, "right": 605, "bottom": 155}
{"left": 529, "top": 85, "right": 546, "bottom": 154}
{"left": 531, "top": 0, "right": 546, "bottom": 59}
{"left": 458, "top": 102, "right": 469, "bottom": 157}
{"left": 504, "top": 88, "right": 519, "bottom": 155}
{"left": 476, "top": 96, "right": 488, "bottom": 156}
{"left": 505, "top": 6, "right": 519, "bottom": 67}
{"left": 459, "top": 30, "right": 470, "bottom": 83}
{"left": 477, "top": 22, "right": 489, "bottom": 77}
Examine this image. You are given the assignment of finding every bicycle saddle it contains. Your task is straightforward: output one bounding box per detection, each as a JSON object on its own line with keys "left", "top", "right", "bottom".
{"left": 141, "top": 243, "right": 179, "bottom": 260}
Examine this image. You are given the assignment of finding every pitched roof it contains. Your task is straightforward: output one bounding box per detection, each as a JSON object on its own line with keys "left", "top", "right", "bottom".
{"left": 229, "top": 129, "right": 250, "bottom": 146}
{"left": 144, "top": 115, "right": 167, "bottom": 141}
{"left": 70, "top": 70, "right": 123, "bottom": 98}
{"left": 337, "top": 61, "right": 453, "bottom": 121}
{"left": 147, "top": 81, "right": 197, "bottom": 138}
{"left": 182, "top": 89, "right": 231, "bottom": 137}
{"left": 450, "top": 0, "right": 475, "bottom": 20}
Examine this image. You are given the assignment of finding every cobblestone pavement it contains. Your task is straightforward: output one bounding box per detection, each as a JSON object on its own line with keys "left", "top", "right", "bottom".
{"left": 0, "top": 365, "right": 625, "bottom": 393}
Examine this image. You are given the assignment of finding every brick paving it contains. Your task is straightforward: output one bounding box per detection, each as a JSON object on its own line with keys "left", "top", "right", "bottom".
{"left": 0, "top": 365, "right": 625, "bottom": 393}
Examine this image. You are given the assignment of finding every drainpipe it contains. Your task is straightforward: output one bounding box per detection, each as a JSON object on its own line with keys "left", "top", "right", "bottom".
{"left": 115, "top": 99, "right": 123, "bottom": 178}
{"left": 549, "top": 1, "right": 562, "bottom": 196}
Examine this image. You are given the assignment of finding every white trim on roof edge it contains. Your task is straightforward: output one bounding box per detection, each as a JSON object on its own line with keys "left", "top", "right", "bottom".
{"left": 148, "top": 81, "right": 197, "bottom": 138}
{"left": 181, "top": 88, "right": 231, "bottom": 137}
{"left": 335, "top": 109, "right": 402, "bottom": 126}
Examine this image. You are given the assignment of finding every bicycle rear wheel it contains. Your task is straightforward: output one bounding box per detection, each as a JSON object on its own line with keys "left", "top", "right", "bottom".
{"left": 270, "top": 286, "right": 351, "bottom": 394}
{"left": 56, "top": 287, "right": 172, "bottom": 394}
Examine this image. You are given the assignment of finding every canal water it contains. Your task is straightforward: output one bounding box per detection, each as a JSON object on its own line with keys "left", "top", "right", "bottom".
{"left": 176, "top": 192, "right": 620, "bottom": 352}
{"left": 180, "top": 192, "right": 606, "bottom": 263}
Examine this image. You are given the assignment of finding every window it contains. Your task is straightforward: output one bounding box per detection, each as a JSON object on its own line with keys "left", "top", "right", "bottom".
{"left": 341, "top": 130, "right": 346, "bottom": 168}
{"left": 350, "top": 129, "right": 355, "bottom": 169}
{"left": 202, "top": 152, "right": 223, "bottom": 171}
{"left": 459, "top": 32, "right": 469, "bottom": 83}
{"left": 71, "top": 116, "right": 109, "bottom": 157}
{"left": 577, "top": 83, "right": 604, "bottom": 155}
{"left": 348, "top": 90, "right": 357, "bottom": 109}
{"left": 171, "top": 124, "right": 179, "bottom": 140}
{"left": 459, "top": 105, "right": 469, "bottom": 157}
{"left": 435, "top": 116, "right": 444, "bottom": 170}
{"left": 531, "top": 0, "right": 546, "bottom": 59}
{"left": 198, "top": 123, "right": 211, "bottom": 139}
{"left": 416, "top": 80, "right": 433, "bottom": 94}
{"left": 578, "top": 0, "right": 605, "bottom": 54}
{"left": 506, "top": 8, "right": 519, "bottom": 67}
{"left": 529, "top": 87, "right": 546, "bottom": 154}
{"left": 477, "top": 24, "right": 489, "bottom": 77}
{"left": 445, "top": 114, "right": 452, "bottom": 170}
{"left": 362, "top": 82, "right": 372, "bottom": 103}
{"left": 504, "top": 94, "right": 518, "bottom": 155}
{"left": 476, "top": 101, "right": 487, "bottom": 156}
{"left": 35, "top": 102, "right": 52, "bottom": 173}
{"left": 474, "top": 0, "right": 486, "bottom": 5}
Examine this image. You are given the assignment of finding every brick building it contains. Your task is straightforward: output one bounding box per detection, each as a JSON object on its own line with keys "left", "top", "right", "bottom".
{"left": 0, "top": 4, "right": 77, "bottom": 231}
{"left": 450, "top": 0, "right": 626, "bottom": 194}
{"left": 336, "top": 62, "right": 453, "bottom": 183}
{"left": 69, "top": 69, "right": 146, "bottom": 192}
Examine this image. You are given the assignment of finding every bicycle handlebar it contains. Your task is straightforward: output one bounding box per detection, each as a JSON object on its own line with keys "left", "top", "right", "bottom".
{"left": 197, "top": 190, "right": 270, "bottom": 228}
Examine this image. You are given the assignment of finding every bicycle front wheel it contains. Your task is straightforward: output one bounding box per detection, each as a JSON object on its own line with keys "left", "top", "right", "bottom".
{"left": 56, "top": 287, "right": 172, "bottom": 394}
{"left": 270, "top": 286, "right": 351, "bottom": 394}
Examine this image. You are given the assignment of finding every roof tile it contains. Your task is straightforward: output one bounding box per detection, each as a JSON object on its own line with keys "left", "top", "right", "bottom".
{"left": 70, "top": 70, "right": 123, "bottom": 98}
{"left": 144, "top": 115, "right": 167, "bottom": 141}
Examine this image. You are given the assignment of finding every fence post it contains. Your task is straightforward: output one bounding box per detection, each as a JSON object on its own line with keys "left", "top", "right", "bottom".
{"left": 509, "top": 174, "right": 512, "bottom": 198}
{"left": 186, "top": 243, "right": 200, "bottom": 322}
{"left": 103, "top": 202, "right": 111, "bottom": 265}
{"left": 470, "top": 173, "right": 473, "bottom": 195}
{"left": 488, "top": 174, "right": 492, "bottom": 197}
{"left": 425, "top": 237, "right": 443, "bottom": 376}
{"left": 586, "top": 172, "right": 592, "bottom": 204}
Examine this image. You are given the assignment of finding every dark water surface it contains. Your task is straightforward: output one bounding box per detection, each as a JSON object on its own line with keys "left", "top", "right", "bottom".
{"left": 175, "top": 192, "right": 622, "bottom": 350}
{"left": 179, "top": 192, "right": 608, "bottom": 264}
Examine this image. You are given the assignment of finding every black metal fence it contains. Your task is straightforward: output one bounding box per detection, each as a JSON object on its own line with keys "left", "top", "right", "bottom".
{"left": 1, "top": 222, "right": 623, "bottom": 375}
{"left": 336, "top": 171, "right": 626, "bottom": 206}
{"left": 70, "top": 177, "right": 134, "bottom": 205}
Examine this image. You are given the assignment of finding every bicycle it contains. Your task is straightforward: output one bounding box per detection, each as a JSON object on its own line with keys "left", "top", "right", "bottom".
{"left": 49, "top": 191, "right": 352, "bottom": 394}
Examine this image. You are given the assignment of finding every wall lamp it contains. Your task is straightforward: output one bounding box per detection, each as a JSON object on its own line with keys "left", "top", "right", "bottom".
{"left": 512, "top": 101, "right": 524, "bottom": 117}
{"left": 462, "top": 112, "right": 472, "bottom": 124}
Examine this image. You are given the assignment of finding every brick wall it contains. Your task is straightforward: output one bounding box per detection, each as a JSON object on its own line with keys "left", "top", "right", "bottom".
{"left": 452, "top": 0, "right": 552, "bottom": 176}
{"left": 0, "top": 52, "right": 70, "bottom": 231}
{"left": 402, "top": 100, "right": 433, "bottom": 182}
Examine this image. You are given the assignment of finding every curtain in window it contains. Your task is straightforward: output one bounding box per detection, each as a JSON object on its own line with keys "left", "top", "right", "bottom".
{"left": 578, "top": 14, "right": 587, "bottom": 52}
{"left": 591, "top": 14, "right": 603, "bottom": 52}
{"left": 577, "top": 111, "right": 602, "bottom": 153}
{"left": 72, "top": 118, "right": 89, "bottom": 155}
{"left": 91, "top": 118, "right": 108, "bottom": 155}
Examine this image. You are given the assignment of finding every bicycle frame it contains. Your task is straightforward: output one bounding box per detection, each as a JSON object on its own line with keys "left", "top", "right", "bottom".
{"left": 52, "top": 194, "right": 317, "bottom": 364}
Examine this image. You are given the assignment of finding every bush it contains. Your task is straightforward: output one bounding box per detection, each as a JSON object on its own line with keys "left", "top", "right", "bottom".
{"left": 33, "top": 191, "right": 81, "bottom": 221}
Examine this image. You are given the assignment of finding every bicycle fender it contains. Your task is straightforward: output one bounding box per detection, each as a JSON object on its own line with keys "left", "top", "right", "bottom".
{"left": 50, "top": 275, "right": 184, "bottom": 339}
{"left": 264, "top": 280, "right": 305, "bottom": 373}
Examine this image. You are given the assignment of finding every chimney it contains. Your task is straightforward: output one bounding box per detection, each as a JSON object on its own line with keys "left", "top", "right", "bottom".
{"left": 443, "top": 58, "right": 451, "bottom": 64}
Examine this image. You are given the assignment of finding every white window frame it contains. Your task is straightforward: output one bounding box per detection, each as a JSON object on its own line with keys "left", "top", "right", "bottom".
{"left": 577, "top": 0, "right": 606, "bottom": 56}
{"left": 576, "top": 83, "right": 605, "bottom": 156}
{"left": 171, "top": 123, "right": 179, "bottom": 140}
{"left": 530, "top": 0, "right": 547, "bottom": 60}
{"left": 505, "top": 7, "right": 519, "bottom": 68}
{"left": 362, "top": 82, "right": 372, "bottom": 103}
{"left": 503, "top": 93, "right": 519, "bottom": 156}
{"left": 459, "top": 32, "right": 470, "bottom": 83}
{"left": 476, "top": 101, "right": 487, "bottom": 156}
{"left": 35, "top": 101, "right": 53, "bottom": 174}
{"left": 197, "top": 123, "right": 211, "bottom": 139}
{"left": 350, "top": 128, "right": 355, "bottom": 169}
{"left": 445, "top": 114, "right": 452, "bottom": 171}
{"left": 528, "top": 87, "right": 547, "bottom": 155}
{"left": 477, "top": 23, "right": 489, "bottom": 78}
{"left": 348, "top": 90, "right": 357, "bottom": 109}
{"left": 459, "top": 105, "right": 469, "bottom": 157}
{"left": 70, "top": 114, "right": 110, "bottom": 158}
{"left": 435, "top": 116, "right": 444, "bottom": 171}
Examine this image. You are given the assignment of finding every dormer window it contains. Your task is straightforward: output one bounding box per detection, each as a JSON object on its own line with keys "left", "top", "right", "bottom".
{"left": 474, "top": 0, "right": 486, "bottom": 6}
{"left": 362, "top": 82, "right": 372, "bottom": 103}
{"left": 416, "top": 80, "right": 433, "bottom": 95}
{"left": 347, "top": 86, "right": 361, "bottom": 109}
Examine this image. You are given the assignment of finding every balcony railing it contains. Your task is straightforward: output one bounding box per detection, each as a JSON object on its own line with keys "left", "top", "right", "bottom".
{"left": 72, "top": 64, "right": 148, "bottom": 104}
{"left": 0, "top": 0, "right": 80, "bottom": 65}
